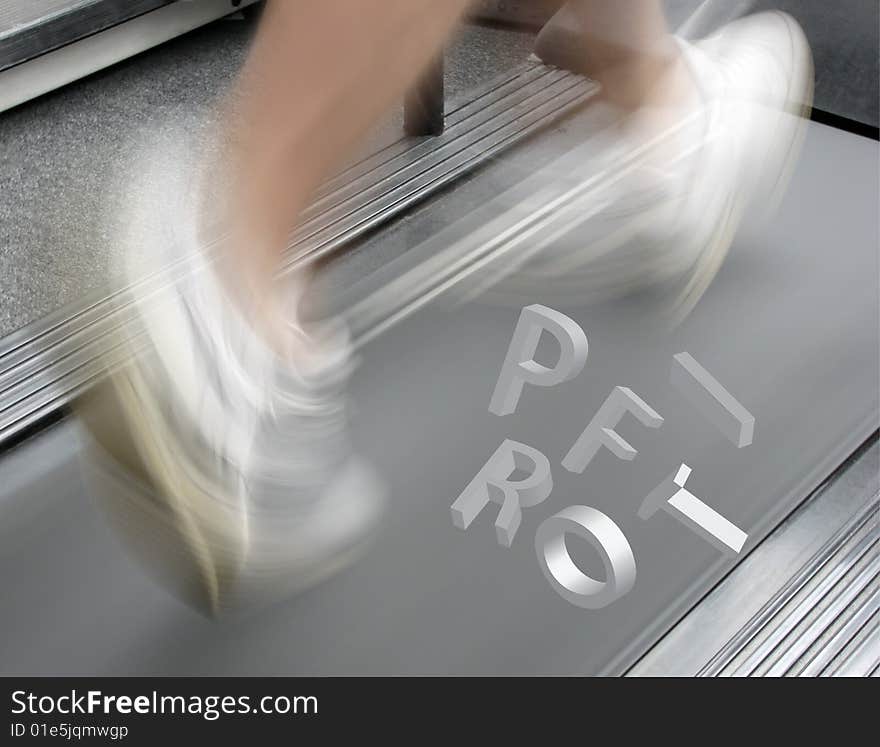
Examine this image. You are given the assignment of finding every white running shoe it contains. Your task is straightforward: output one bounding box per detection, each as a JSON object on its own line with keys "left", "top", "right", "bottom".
{"left": 78, "top": 149, "right": 386, "bottom": 616}
{"left": 492, "top": 11, "right": 813, "bottom": 320}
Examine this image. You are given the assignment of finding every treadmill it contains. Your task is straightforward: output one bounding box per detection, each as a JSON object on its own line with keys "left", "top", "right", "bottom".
{"left": 0, "top": 0, "right": 877, "bottom": 676}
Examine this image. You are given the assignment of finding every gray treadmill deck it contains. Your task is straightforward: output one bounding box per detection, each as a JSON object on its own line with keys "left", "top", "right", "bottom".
{"left": 0, "top": 114, "right": 876, "bottom": 675}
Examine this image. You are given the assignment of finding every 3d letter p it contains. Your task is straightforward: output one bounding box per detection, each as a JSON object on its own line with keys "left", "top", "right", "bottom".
{"left": 489, "top": 305, "right": 588, "bottom": 416}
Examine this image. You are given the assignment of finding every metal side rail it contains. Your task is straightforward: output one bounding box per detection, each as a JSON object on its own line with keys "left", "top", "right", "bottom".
{"left": 628, "top": 435, "right": 880, "bottom": 677}
{"left": 0, "top": 60, "right": 598, "bottom": 447}
{"left": 0, "top": 0, "right": 261, "bottom": 112}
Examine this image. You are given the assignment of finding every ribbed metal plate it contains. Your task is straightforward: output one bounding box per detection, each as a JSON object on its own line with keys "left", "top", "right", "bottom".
{"left": 706, "top": 501, "right": 879, "bottom": 676}
{"left": 628, "top": 436, "right": 880, "bottom": 677}
{"left": 0, "top": 61, "right": 598, "bottom": 447}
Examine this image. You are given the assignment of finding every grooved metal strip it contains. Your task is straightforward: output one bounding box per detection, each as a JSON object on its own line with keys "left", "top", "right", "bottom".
{"left": 312, "top": 63, "right": 560, "bottom": 201}
{"left": 280, "top": 70, "right": 594, "bottom": 273}
{"left": 0, "top": 62, "right": 598, "bottom": 446}
{"left": 798, "top": 592, "right": 879, "bottom": 676}
{"left": 297, "top": 68, "right": 570, "bottom": 233}
{"left": 824, "top": 615, "right": 880, "bottom": 676}
{"left": 701, "top": 499, "right": 880, "bottom": 677}
{"left": 759, "top": 557, "right": 880, "bottom": 676}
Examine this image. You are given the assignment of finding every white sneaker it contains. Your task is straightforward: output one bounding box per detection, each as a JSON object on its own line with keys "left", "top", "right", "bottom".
{"left": 491, "top": 11, "right": 813, "bottom": 320}
{"left": 78, "top": 148, "right": 386, "bottom": 616}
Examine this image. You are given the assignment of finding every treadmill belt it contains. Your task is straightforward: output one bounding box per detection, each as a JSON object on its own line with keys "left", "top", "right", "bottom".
{"left": 0, "top": 114, "right": 876, "bottom": 675}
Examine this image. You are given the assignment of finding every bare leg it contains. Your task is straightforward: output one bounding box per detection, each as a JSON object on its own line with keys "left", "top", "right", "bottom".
{"left": 569, "top": 1, "right": 694, "bottom": 112}
{"left": 212, "top": 0, "right": 471, "bottom": 342}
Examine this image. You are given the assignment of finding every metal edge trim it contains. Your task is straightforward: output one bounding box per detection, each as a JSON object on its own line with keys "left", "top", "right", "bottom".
{"left": 762, "top": 550, "right": 880, "bottom": 677}
{"left": 0, "top": 0, "right": 258, "bottom": 113}
{"left": 626, "top": 434, "right": 880, "bottom": 676}
{"left": 0, "top": 0, "right": 171, "bottom": 72}
{"left": 731, "top": 526, "right": 879, "bottom": 676}
{"left": 798, "top": 589, "right": 880, "bottom": 676}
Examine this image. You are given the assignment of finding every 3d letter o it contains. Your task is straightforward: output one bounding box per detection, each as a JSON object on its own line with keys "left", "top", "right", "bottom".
{"left": 535, "top": 505, "right": 636, "bottom": 609}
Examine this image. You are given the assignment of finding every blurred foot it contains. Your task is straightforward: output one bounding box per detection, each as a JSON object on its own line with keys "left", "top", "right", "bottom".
{"left": 496, "top": 11, "right": 813, "bottom": 318}
{"left": 78, "top": 158, "right": 386, "bottom": 616}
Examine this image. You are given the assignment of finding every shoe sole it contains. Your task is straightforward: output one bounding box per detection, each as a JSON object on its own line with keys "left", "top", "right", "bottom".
{"left": 76, "top": 310, "right": 385, "bottom": 616}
